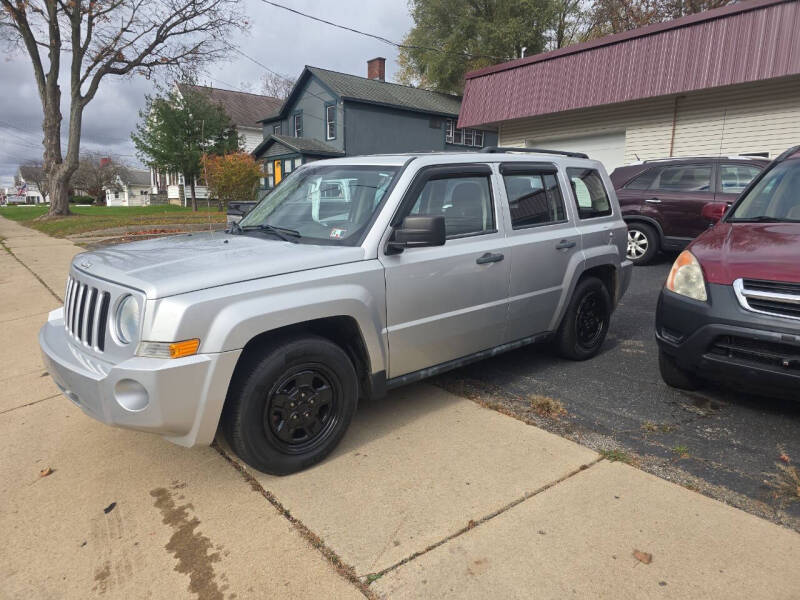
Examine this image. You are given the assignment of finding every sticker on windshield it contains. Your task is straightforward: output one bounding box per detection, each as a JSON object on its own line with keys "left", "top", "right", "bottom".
{"left": 330, "top": 228, "right": 346, "bottom": 239}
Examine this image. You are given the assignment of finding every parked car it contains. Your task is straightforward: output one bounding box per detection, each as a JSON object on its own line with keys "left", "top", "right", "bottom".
{"left": 656, "top": 145, "right": 800, "bottom": 397}
{"left": 612, "top": 156, "right": 769, "bottom": 265}
{"left": 226, "top": 200, "right": 258, "bottom": 226}
{"left": 40, "top": 148, "right": 632, "bottom": 475}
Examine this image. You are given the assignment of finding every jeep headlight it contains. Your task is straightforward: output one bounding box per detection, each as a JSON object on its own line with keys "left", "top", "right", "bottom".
{"left": 666, "top": 251, "right": 707, "bottom": 302}
{"left": 115, "top": 295, "right": 140, "bottom": 344}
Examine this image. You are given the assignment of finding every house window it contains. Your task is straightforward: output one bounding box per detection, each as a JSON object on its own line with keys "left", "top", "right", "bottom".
{"left": 293, "top": 112, "right": 303, "bottom": 137}
{"left": 273, "top": 124, "right": 281, "bottom": 135}
{"left": 444, "top": 119, "right": 484, "bottom": 148}
{"left": 326, "top": 104, "right": 336, "bottom": 140}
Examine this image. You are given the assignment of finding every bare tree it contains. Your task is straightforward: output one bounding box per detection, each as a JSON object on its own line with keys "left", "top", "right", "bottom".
{"left": 16, "top": 161, "right": 48, "bottom": 192}
{"left": 71, "top": 153, "right": 125, "bottom": 202}
{"left": 1, "top": 0, "right": 245, "bottom": 217}
{"left": 261, "top": 71, "right": 296, "bottom": 100}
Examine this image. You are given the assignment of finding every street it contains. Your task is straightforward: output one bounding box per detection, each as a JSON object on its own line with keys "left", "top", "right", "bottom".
{"left": 437, "top": 254, "right": 800, "bottom": 527}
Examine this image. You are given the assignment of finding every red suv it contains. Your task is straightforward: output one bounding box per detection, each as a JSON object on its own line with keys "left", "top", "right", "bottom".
{"left": 612, "top": 157, "right": 769, "bottom": 265}
{"left": 655, "top": 145, "right": 800, "bottom": 397}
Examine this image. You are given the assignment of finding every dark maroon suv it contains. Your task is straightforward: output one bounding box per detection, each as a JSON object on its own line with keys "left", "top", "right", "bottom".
{"left": 612, "top": 156, "right": 769, "bottom": 265}
{"left": 655, "top": 145, "right": 800, "bottom": 397}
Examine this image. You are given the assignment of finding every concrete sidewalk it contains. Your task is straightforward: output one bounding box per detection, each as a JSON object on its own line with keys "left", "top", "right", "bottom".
{"left": 1, "top": 215, "right": 799, "bottom": 600}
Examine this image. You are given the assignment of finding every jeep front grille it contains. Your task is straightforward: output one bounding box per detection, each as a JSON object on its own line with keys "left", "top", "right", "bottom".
{"left": 64, "top": 275, "right": 111, "bottom": 351}
{"left": 733, "top": 278, "right": 800, "bottom": 321}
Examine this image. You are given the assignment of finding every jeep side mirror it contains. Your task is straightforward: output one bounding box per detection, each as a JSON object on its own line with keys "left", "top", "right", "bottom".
{"left": 385, "top": 215, "right": 446, "bottom": 254}
{"left": 701, "top": 202, "right": 729, "bottom": 223}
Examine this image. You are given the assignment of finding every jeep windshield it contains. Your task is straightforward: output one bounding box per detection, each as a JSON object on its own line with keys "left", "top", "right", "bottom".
{"left": 728, "top": 160, "right": 800, "bottom": 223}
{"left": 238, "top": 165, "right": 400, "bottom": 245}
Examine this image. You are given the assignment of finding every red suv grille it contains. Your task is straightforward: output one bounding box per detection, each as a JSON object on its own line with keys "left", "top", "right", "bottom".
{"left": 734, "top": 279, "right": 800, "bottom": 321}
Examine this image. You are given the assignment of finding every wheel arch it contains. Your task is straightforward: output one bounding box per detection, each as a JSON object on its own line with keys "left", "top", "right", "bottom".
{"left": 624, "top": 216, "right": 665, "bottom": 244}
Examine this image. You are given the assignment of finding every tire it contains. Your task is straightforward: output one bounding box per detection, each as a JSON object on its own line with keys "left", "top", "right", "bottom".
{"left": 555, "top": 277, "right": 612, "bottom": 361}
{"left": 626, "top": 222, "right": 659, "bottom": 265}
{"left": 223, "top": 334, "right": 358, "bottom": 475}
{"left": 658, "top": 348, "right": 701, "bottom": 391}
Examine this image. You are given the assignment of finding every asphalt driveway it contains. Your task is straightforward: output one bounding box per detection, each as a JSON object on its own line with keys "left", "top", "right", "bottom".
{"left": 436, "top": 254, "right": 800, "bottom": 527}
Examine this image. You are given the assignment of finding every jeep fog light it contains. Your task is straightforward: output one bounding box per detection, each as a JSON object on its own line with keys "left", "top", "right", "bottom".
{"left": 137, "top": 339, "right": 200, "bottom": 359}
{"left": 666, "top": 251, "right": 707, "bottom": 302}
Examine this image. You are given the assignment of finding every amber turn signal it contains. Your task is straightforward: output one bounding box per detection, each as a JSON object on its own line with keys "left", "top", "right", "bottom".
{"left": 169, "top": 339, "right": 201, "bottom": 359}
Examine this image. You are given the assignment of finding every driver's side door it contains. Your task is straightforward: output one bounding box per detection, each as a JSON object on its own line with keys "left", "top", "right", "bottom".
{"left": 379, "top": 165, "right": 511, "bottom": 378}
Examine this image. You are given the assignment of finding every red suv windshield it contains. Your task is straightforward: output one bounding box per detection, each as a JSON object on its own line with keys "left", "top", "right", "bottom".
{"left": 728, "top": 159, "right": 800, "bottom": 223}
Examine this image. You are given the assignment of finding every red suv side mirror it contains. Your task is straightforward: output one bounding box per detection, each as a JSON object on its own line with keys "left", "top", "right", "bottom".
{"left": 701, "top": 202, "right": 728, "bottom": 223}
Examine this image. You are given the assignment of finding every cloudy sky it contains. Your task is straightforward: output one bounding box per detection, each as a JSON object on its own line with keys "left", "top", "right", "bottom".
{"left": 0, "top": 0, "right": 413, "bottom": 188}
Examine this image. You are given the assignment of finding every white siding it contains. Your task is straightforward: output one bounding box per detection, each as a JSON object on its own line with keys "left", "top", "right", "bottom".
{"left": 498, "top": 76, "right": 800, "bottom": 165}
{"left": 239, "top": 127, "right": 263, "bottom": 153}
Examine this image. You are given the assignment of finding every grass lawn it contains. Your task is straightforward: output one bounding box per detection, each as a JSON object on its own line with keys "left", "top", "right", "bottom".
{"left": 0, "top": 204, "right": 226, "bottom": 237}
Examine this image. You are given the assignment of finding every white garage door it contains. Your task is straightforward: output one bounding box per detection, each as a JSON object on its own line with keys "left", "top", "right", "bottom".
{"left": 528, "top": 132, "right": 626, "bottom": 172}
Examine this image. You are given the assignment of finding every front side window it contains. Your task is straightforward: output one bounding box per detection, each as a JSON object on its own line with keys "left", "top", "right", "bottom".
{"left": 728, "top": 160, "right": 800, "bottom": 222}
{"left": 240, "top": 165, "right": 399, "bottom": 244}
{"left": 624, "top": 168, "right": 657, "bottom": 190}
{"left": 652, "top": 164, "right": 712, "bottom": 192}
{"left": 326, "top": 104, "right": 336, "bottom": 140}
{"left": 720, "top": 164, "right": 762, "bottom": 195}
{"left": 408, "top": 175, "right": 494, "bottom": 238}
{"left": 567, "top": 167, "right": 612, "bottom": 219}
{"left": 293, "top": 113, "right": 303, "bottom": 137}
{"left": 503, "top": 172, "right": 566, "bottom": 228}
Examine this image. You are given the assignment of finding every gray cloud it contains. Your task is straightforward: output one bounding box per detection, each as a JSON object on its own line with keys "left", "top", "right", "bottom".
{"left": 0, "top": 0, "right": 412, "bottom": 179}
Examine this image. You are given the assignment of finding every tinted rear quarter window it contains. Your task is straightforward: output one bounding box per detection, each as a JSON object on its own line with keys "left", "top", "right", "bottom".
{"left": 567, "top": 167, "right": 612, "bottom": 219}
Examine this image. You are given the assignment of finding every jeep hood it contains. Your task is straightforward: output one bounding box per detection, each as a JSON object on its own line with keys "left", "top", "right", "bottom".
{"left": 690, "top": 223, "right": 800, "bottom": 285}
{"left": 71, "top": 232, "right": 366, "bottom": 298}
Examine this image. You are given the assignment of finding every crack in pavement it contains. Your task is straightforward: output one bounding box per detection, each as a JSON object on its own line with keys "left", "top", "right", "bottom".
{"left": 0, "top": 393, "right": 61, "bottom": 416}
{"left": 362, "top": 456, "right": 605, "bottom": 583}
{"left": 0, "top": 239, "right": 62, "bottom": 302}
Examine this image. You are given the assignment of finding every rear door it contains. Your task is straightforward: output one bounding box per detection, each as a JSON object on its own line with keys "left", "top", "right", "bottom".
{"left": 640, "top": 162, "right": 715, "bottom": 240}
{"left": 380, "top": 164, "right": 511, "bottom": 378}
{"left": 500, "top": 162, "right": 581, "bottom": 339}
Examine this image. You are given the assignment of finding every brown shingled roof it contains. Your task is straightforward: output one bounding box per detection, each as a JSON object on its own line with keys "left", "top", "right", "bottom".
{"left": 178, "top": 84, "right": 283, "bottom": 128}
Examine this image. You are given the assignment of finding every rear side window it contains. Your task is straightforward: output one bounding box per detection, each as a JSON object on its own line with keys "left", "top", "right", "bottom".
{"left": 652, "top": 164, "right": 712, "bottom": 192}
{"left": 408, "top": 176, "right": 494, "bottom": 238}
{"left": 720, "top": 164, "right": 762, "bottom": 194}
{"left": 567, "top": 168, "right": 612, "bottom": 219}
{"left": 503, "top": 172, "right": 566, "bottom": 228}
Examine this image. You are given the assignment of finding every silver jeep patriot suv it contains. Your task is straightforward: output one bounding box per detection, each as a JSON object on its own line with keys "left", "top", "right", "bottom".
{"left": 40, "top": 149, "right": 632, "bottom": 474}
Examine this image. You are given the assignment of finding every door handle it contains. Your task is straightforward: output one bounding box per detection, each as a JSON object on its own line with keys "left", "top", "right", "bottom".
{"left": 476, "top": 252, "right": 504, "bottom": 265}
{"left": 555, "top": 239, "right": 576, "bottom": 250}
{"left": 645, "top": 198, "right": 662, "bottom": 204}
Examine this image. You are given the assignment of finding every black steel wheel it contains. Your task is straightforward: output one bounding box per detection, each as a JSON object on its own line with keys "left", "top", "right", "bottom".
{"left": 555, "top": 276, "right": 612, "bottom": 361}
{"left": 223, "top": 334, "right": 357, "bottom": 475}
{"left": 264, "top": 365, "right": 341, "bottom": 454}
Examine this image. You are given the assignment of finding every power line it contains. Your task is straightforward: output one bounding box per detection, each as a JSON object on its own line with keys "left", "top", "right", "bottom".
{"left": 258, "top": 0, "right": 512, "bottom": 62}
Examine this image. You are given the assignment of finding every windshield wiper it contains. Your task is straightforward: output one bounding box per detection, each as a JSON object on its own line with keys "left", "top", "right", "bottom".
{"left": 256, "top": 222, "right": 301, "bottom": 242}
{"left": 728, "top": 216, "right": 796, "bottom": 223}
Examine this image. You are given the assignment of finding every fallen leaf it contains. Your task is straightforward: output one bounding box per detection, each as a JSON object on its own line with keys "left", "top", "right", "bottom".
{"left": 779, "top": 453, "right": 790, "bottom": 464}
{"left": 466, "top": 519, "right": 477, "bottom": 529}
{"left": 103, "top": 502, "right": 117, "bottom": 514}
{"left": 633, "top": 549, "right": 653, "bottom": 564}
{"left": 39, "top": 467, "right": 53, "bottom": 477}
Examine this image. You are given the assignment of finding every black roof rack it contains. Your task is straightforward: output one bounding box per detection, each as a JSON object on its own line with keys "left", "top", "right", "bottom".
{"left": 480, "top": 146, "right": 589, "bottom": 159}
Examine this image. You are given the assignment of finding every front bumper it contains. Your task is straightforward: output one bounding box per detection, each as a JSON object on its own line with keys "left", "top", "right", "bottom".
{"left": 656, "top": 284, "right": 800, "bottom": 395}
{"left": 39, "top": 308, "right": 241, "bottom": 446}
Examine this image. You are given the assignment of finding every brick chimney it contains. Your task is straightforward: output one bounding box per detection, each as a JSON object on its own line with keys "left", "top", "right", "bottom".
{"left": 367, "top": 57, "right": 386, "bottom": 82}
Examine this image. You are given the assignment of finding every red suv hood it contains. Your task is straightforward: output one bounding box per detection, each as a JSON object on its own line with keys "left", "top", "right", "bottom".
{"left": 690, "top": 223, "right": 800, "bottom": 285}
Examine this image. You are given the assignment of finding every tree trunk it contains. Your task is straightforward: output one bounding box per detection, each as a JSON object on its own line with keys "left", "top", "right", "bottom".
{"left": 189, "top": 177, "right": 197, "bottom": 212}
{"left": 47, "top": 172, "right": 73, "bottom": 215}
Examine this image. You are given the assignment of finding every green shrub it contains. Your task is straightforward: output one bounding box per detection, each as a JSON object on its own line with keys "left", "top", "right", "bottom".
{"left": 70, "top": 195, "right": 96, "bottom": 204}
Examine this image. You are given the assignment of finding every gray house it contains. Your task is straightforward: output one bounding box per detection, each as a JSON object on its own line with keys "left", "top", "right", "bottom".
{"left": 253, "top": 58, "right": 497, "bottom": 189}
